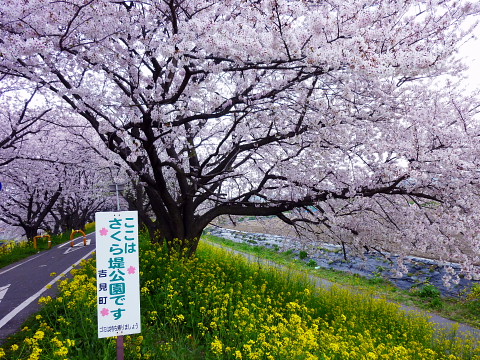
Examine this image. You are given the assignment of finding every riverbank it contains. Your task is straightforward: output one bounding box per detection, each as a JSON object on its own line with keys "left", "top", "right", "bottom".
{"left": 206, "top": 224, "right": 479, "bottom": 298}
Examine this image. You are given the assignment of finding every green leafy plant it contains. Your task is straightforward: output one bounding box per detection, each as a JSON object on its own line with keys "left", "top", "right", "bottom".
{"left": 307, "top": 260, "right": 317, "bottom": 268}
{"left": 418, "top": 283, "right": 441, "bottom": 299}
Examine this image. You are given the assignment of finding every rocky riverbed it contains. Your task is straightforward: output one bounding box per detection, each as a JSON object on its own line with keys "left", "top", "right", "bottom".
{"left": 206, "top": 225, "right": 480, "bottom": 298}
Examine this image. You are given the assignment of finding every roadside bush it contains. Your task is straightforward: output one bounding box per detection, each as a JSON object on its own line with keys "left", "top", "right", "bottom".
{"left": 307, "top": 259, "right": 317, "bottom": 267}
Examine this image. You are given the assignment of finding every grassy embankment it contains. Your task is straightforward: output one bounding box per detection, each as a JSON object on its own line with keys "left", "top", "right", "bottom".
{"left": 204, "top": 233, "right": 480, "bottom": 329}
{"left": 1, "top": 231, "right": 480, "bottom": 359}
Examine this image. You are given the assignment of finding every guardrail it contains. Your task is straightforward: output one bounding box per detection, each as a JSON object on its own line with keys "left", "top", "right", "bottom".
{"left": 70, "top": 229, "right": 87, "bottom": 247}
{"left": 33, "top": 234, "right": 52, "bottom": 250}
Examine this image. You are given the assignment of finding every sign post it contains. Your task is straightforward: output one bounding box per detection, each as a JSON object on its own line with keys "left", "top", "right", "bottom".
{"left": 108, "top": 183, "right": 125, "bottom": 212}
{"left": 95, "top": 211, "right": 141, "bottom": 359}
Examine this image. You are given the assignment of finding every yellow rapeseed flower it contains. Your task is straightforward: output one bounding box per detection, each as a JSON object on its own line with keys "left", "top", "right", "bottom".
{"left": 211, "top": 336, "right": 223, "bottom": 355}
{"left": 54, "top": 347, "right": 68, "bottom": 357}
{"left": 65, "top": 339, "right": 75, "bottom": 347}
{"left": 38, "top": 296, "right": 52, "bottom": 304}
{"left": 33, "top": 330, "right": 45, "bottom": 340}
{"left": 51, "top": 337, "right": 63, "bottom": 348}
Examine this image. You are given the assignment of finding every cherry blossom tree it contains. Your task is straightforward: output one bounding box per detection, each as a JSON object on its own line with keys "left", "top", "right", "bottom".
{"left": 0, "top": 77, "right": 50, "bottom": 167}
{"left": 1, "top": 0, "right": 479, "bottom": 272}
{"left": 0, "top": 157, "right": 63, "bottom": 240}
{"left": 0, "top": 79, "right": 59, "bottom": 239}
{"left": 48, "top": 166, "right": 114, "bottom": 234}
{"left": 0, "top": 105, "right": 116, "bottom": 239}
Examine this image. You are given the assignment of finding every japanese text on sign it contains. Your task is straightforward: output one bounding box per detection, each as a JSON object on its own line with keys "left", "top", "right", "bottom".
{"left": 96, "top": 211, "right": 141, "bottom": 338}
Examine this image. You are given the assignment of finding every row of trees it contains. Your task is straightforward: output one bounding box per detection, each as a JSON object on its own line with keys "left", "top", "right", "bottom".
{"left": 0, "top": 79, "right": 117, "bottom": 238}
{"left": 0, "top": 77, "right": 155, "bottom": 239}
{"left": 0, "top": 0, "right": 480, "bottom": 279}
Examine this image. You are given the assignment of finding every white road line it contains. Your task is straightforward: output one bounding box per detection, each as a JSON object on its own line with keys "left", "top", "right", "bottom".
{"left": 0, "top": 284, "right": 10, "bottom": 302}
{"left": 63, "top": 240, "right": 92, "bottom": 254}
{"left": 0, "top": 248, "right": 96, "bottom": 330}
{"left": 59, "top": 235, "right": 94, "bottom": 248}
{"left": 0, "top": 254, "right": 44, "bottom": 276}
{"left": 0, "top": 234, "right": 94, "bottom": 274}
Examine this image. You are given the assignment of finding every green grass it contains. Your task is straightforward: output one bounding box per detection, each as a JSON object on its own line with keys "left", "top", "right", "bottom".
{"left": 0, "top": 241, "right": 38, "bottom": 269}
{"left": 0, "top": 223, "right": 96, "bottom": 269}
{"left": 1, "top": 233, "right": 480, "bottom": 359}
{"left": 202, "top": 234, "right": 480, "bottom": 329}
{"left": 203, "top": 234, "right": 397, "bottom": 288}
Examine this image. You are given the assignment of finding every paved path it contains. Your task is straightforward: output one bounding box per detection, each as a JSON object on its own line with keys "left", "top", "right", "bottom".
{"left": 205, "top": 240, "right": 480, "bottom": 338}
{"left": 0, "top": 233, "right": 96, "bottom": 344}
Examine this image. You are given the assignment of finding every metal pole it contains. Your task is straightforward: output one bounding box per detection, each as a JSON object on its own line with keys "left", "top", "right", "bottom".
{"left": 117, "top": 335, "right": 124, "bottom": 360}
{"left": 115, "top": 184, "right": 121, "bottom": 212}
{"left": 115, "top": 185, "right": 125, "bottom": 360}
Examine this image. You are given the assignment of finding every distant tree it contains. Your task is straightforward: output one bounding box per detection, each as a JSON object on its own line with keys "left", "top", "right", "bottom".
{"left": 48, "top": 167, "right": 113, "bottom": 234}
{"left": 0, "top": 114, "right": 114, "bottom": 239}
{"left": 1, "top": 0, "right": 479, "bottom": 277}
{"left": 0, "top": 159, "right": 62, "bottom": 240}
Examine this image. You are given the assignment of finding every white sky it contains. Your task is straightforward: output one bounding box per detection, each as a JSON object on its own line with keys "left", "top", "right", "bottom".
{"left": 458, "top": 21, "right": 480, "bottom": 92}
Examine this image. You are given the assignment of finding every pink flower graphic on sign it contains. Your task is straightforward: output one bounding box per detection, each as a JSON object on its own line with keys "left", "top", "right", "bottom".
{"left": 99, "top": 228, "right": 108, "bottom": 236}
{"left": 101, "top": 308, "right": 110, "bottom": 317}
{"left": 127, "top": 266, "right": 136, "bottom": 274}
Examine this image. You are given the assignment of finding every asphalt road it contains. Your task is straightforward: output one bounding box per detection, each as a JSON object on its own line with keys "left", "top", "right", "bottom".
{"left": 0, "top": 233, "right": 96, "bottom": 344}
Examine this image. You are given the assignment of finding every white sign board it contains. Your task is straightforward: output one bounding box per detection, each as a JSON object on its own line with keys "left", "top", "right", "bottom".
{"left": 95, "top": 211, "right": 141, "bottom": 338}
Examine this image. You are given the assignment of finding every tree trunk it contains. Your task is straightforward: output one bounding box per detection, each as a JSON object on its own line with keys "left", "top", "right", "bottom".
{"left": 23, "top": 226, "right": 39, "bottom": 242}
